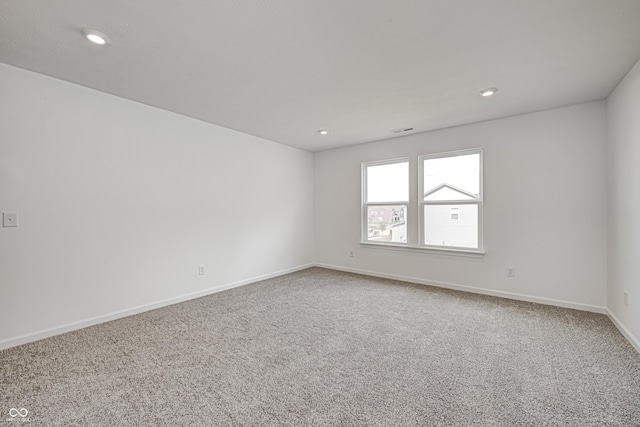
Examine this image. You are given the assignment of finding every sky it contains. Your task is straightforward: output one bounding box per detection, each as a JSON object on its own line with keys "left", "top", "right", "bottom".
{"left": 366, "top": 153, "right": 479, "bottom": 202}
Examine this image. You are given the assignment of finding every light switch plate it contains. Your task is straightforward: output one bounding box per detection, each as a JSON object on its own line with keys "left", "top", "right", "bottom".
{"left": 3, "top": 212, "right": 18, "bottom": 227}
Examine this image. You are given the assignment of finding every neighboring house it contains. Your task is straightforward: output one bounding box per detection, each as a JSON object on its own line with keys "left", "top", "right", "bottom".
{"left": 387, "top": 220, "right": 407, "bottom": 243}
{"left": 423, "top": 183, "right": 479, "bottom": 248}
{"left": 367, "top": 206, "right": 407, "bottom": 243}
{"left": 368, "top": 206, "right": 405, "bottom": 224}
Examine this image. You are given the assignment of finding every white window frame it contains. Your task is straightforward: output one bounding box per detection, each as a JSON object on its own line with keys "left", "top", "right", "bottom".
{"left": 361, "top": 158, "right": 410, "bottom": 246}
{"left": 418, "top": 148, "right": 483, "bottom": 252}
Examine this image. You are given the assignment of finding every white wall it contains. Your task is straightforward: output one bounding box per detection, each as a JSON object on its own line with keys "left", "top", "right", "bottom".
{"left": 315, "top": 102, "right": 608, "bottom": 311}
{"left": 4, "top": 59, "right": 633, "bottom": 351}
{"left": 607, "top": 58, "right": 640, "bottom": 350}
{"left": 0, "top": 63, "right": 314, "bottom": 348}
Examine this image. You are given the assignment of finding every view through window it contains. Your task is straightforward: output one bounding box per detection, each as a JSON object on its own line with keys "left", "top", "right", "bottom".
{"left": 421, "top": 151, "right": 482, "bottom": 249}
{"left": 362, "top": 149, "right": 483, "bottom": 252}
{"left": 363, "top": 160, "right": 409, "bottom": 244}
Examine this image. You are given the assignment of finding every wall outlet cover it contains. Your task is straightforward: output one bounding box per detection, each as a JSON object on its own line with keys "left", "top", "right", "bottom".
{"left": 2, "top": 212, "right": 18, "bottom": 227}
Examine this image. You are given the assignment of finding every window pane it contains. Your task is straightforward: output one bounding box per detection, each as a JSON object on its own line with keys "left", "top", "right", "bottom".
{"left": 366, "top": 162, "right": 408, "bottom": 202}
{"left": 423, "top": 154, "right": 479, "bottom": 200}
{"left": 367, "top": 205, "right": 407, "bottom": 243}
{"left": 424, "top": 204, "right": 478, "bottom": 248}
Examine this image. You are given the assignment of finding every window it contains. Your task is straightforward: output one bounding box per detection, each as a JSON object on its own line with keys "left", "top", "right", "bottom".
{"left": 450, "top": 207, "right": 459, "bottom": 220}
{"left": 362, "top": 159, "right": 408, "bottom": 244}
{"left": 420, "top": 149, "right": 482, "bottom": 250}
{"left": 361, "top": 149, "right": 483, "bottom": 254}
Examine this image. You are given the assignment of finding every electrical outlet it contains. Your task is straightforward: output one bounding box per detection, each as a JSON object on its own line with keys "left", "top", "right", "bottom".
{"left": 507, "top": 266, "right": 516, "bottom": 277}
{"left": 624, "top": 291, "right": 628, "bottom": 307}
{"left": 198, "top": 265, "right": 205, "bottom": 276}
{"left": 349, "top": 250, "right": 354, "bottom": 258}
{"left": 2, "top": 212, "right": 18, "bottom": 227}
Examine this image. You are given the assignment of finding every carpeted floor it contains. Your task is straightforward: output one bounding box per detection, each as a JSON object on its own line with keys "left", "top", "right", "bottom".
{"left": 1, "top": 267, "right": 639, "bottom": 426}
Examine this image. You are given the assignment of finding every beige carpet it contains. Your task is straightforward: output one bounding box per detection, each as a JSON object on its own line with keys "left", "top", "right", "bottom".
{"left": 1, "top": 267, "right": 639, "bottom": 426}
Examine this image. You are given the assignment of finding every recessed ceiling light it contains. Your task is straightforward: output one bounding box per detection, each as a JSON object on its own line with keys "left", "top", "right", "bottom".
{"left": 479, "top": 87, "right": 498, "bottom": 97}
{"left": 82, "top": 28, "right": 110, "bottom": 46}
{"left": 318, "top": 130, "right": 328, "bottom": 135}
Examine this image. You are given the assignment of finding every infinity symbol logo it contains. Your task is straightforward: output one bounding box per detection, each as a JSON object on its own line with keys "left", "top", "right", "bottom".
{"left": 9, "top": 408, "right": 28, "bottom": 418}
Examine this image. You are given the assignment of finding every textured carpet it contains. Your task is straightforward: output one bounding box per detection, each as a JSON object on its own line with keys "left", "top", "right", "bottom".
{"left": 1, "top": 267, "right": 639, "bottom": 426}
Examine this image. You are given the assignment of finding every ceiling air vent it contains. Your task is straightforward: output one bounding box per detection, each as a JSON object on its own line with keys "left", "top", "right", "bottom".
{"left": 392, "top": 127, "right": 414, "bottom": 134}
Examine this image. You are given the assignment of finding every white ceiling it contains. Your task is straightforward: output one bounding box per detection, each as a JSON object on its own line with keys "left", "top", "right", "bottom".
{"left": 2, "top": 0, "right": 640, "bottom": 152}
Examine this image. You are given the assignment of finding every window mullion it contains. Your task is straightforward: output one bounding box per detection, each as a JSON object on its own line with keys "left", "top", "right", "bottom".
{"left": 422, "top": 200, "right": 481, "bottom": 205}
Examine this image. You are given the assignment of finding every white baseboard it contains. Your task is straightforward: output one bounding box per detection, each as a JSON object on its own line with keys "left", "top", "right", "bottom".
{"left": 314, "top": 263, "right": 607, "bottom": 314}
{"left": 607, "top": 309, "right": 640, "bottom": 354}
{"left": 0, "top": 263, "right": 314, "bottom": 351}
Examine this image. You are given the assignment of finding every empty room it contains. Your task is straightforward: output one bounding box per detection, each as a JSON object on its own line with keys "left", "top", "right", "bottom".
{"left": 1, "top": 0, "right": 640, "bottom": 425}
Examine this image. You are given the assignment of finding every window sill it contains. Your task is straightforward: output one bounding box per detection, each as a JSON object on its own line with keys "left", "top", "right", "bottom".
{"left": 359, "top": 242, "right": 486, "bottom": 258}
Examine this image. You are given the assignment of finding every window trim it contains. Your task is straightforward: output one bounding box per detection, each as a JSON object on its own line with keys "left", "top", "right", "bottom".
{"left": 361, "top": 157, "right": 410, "bottom": 246}
{"left": 360, "top": 241, "right": 485, "bottom": 257}
{"left": 418, "top": 148, "right": 484, "bottom": 252}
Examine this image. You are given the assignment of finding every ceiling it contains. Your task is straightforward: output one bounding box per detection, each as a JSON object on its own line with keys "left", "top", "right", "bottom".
{"left": 2, "top": 1, "right": 640, "bottom": 152}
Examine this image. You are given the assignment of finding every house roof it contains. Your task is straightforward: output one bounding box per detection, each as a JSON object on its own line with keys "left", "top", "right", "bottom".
{"left": 423, "top": 183, "right": 479, "bottom": 200}
{"left": 387, "top": 221, "right": 406, "bottom": 229}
